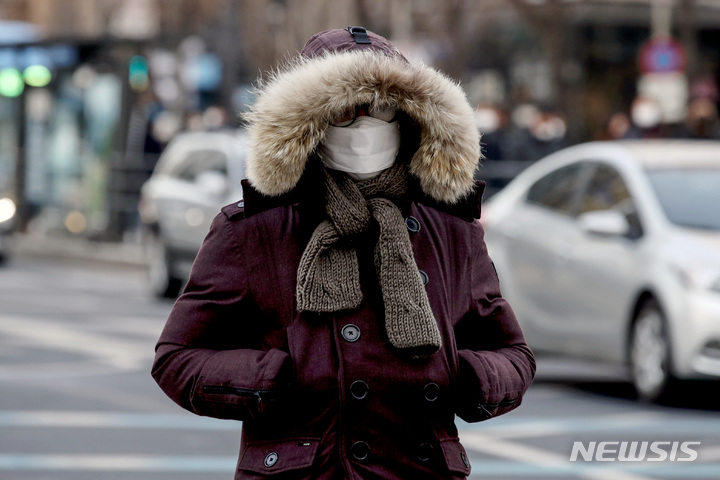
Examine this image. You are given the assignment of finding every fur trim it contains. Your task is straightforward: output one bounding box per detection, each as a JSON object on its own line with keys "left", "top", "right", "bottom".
{"left": 243, "top": 50, "right": 481, "bottom": 204}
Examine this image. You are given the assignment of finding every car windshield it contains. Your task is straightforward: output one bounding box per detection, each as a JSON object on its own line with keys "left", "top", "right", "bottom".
{"left": 646, "top": 169, "right": 720, "bottom": 230}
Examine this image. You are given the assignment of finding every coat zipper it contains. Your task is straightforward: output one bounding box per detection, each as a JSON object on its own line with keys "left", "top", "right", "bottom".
{"left": 202, "top": 385, "right": 274, "bottom": 404}
{"left": 489, "top": 398, "right": 517, "bottom": 408}
{"left": 478, "top": 398, "right": 517, "bottom": 418}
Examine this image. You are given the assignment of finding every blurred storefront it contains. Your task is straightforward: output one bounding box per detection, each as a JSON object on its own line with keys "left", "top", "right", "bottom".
{"left": 0, "top": 1, "right": 239, "bottom": 241}
{"left": 1, "top": 33, "right": 147, "bottom": 240}
{"left": 462, "top": 0, "right": 720, "bottom": 149}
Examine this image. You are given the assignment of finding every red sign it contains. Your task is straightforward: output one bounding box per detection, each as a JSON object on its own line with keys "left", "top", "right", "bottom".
{"left": 639, "top": 37, "right": 687, "bottom": 74}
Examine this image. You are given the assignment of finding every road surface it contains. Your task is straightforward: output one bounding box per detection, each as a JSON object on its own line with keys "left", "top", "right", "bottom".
{"left": 1, "top": 256, "right": 718, "bottom": 479}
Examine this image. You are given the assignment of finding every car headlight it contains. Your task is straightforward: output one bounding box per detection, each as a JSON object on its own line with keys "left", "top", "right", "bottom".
{"left": 679, "top": 265, "right": 720, "bottom": 294}
{"left": 0, "top": 197, "right": 16, "bottom": 224}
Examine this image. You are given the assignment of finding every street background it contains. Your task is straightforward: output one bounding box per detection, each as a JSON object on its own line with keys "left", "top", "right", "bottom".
{"left": 1, "top": 0, "right": 720, "bottom": 479}
{"left": 2, "top": 0, "right": 720, "bottom": 239}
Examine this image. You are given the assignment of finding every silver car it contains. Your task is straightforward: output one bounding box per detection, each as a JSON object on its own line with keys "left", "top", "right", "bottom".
{"left": 139, "top": 130, "right": 247, "bottom": 298}
{"left": 481, "top": 140, "right": 720, "bottom": 402}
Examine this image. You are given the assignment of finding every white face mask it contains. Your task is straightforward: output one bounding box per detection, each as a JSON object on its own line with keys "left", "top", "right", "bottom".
{"left": 632, "top": 101, "right": 662, "bottom": 129}
{"left": 475, "top": 107, "right": 500, "bottom": 133}
{"left": 319, "top": 116, "right": 400, "bottom": 181}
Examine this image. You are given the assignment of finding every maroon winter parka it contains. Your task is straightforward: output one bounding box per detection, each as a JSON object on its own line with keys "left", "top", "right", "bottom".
{"left": 152, "top": 27, "right": 535, "bottom": 480}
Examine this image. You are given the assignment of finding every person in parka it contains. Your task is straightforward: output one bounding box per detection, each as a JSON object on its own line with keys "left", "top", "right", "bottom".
{"left": 152, "top": 27, "right": 536, "bottom": 480}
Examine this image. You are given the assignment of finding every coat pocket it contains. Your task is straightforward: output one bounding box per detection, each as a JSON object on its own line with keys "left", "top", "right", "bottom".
{"left": 440, "top": 438, "right": 471, "bottom": 477}
{"left": 200, "top": 385, "right": 280, "bottom": 420}
{"left": 238, "top": 437, "right": 320, "bottom": 476}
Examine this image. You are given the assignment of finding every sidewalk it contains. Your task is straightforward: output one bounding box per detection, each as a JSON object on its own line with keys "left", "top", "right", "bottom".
{"left": 9, "top": 233, "right": 147, "bottom": 269}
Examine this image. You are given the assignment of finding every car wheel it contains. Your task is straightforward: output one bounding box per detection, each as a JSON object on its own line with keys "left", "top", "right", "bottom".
{"left": 147, "top": 233, "right": 183, "bottom": 299}
{"left": 630, "top": 300, "right": 676, "bottom": 402}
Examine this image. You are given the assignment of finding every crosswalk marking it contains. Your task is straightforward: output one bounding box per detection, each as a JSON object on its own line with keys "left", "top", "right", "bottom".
{"left": 463, "top": 431, "right": 657, "bottom": 480}
{"left": 0, "top": 454, "right": 237, "bottom": 472}
{"left": 0, "top": 315, "right": 153, "bottom": 370}
{"left": 459, "top": 415, "right": 720, "bottom": 437}
{"left": 0, "top": 410, "right": 238, "bottom": 430}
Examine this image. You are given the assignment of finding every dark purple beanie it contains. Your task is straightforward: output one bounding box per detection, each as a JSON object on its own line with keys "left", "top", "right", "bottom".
{"left": 300, "top": 27, "right": 408, "bottom": 63}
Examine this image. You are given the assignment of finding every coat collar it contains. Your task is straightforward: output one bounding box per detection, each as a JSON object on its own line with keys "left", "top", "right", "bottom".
{"left": 413, "top": 180, "right": 485, "bottom": 221}
{"left": 240, "top": 167, "right": 484, "bottom": 222}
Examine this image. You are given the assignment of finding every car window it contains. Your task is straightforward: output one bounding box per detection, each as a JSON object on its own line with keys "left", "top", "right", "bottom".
{"left": 646, "top": 169, "right": 720, "bottom": 231}
{"left": 171, "top": 150, "right": 228, "bottom": 182}
{"left": 526, "top": 164, "right": 584, "bottom": 215}
{"left": 579, "top": 164, "right": 643, "bottom": 238}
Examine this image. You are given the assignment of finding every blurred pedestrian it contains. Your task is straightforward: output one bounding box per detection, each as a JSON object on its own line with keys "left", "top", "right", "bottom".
{"left": 203, "top": 105, "right": 231, "bottom": 130}
{"left": 124, "top": 87, "right": 168, "bottom": 237}
{"left": 506, "top": 106, "right": 567, "bottom": 162}
{"left": 475, "top": 103, "right": 515, "bottom": 194}
{"left": 676, "top": 97, "right": 720, "bottom": 140}
{"left": 624, "top": 95, "right": 664, "bottom": 139}
{"left": 475, "top": 103, "right": 510, "bottom": 161}
{"left": 597, "top": 112, "right": 631, "bottom": 141}
{"left": 152, "top": 27, "right": 535, "bottom": 480}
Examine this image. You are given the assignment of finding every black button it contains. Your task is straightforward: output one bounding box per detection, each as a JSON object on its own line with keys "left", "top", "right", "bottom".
{"left": 341, "top": 324, "right": 361, "bottom": 342}
{"left": 264, "top": 452, "right": 278, "bottom": 467}
{"left": 419, "top": 270, "right": 429, "bottom": 286}
{"left": 423, "top": 382, "right": 440, "bottom": 402}
{"left": 350, "top": 380, "right": 369, "bottom": 400}
{"left": 417, "top": 443, "right": 433, "bottom": 462}
{"left": 351, "top": 441, "right": 370, "bottom": 461}
{"left": 461, "top": 451, "right": 470, "bottom": 468}
{"left": 405, "top": 216, "right": 421, "bottom": 233}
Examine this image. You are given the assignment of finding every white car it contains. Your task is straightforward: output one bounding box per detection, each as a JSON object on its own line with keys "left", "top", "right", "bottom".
{"left": 0, "top": 192, "right": 16, "bottom": 264}
{"left": 481, "top": 140, "right": 720, "bottom": 402}
{"left": 139, "top": 130, "right": 247, "bottom": 298}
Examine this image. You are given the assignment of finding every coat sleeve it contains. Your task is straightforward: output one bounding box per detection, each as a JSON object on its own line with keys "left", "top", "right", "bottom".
{"left": 151, "top": 212, "right": 292, "bottom": 422}
{"left": 453, "top": 221, "right": 536, "bottom": 423}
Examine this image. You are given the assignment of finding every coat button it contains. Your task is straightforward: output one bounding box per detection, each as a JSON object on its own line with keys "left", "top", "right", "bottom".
{"left": 461, "top": 451, "right": 470, "bottom": 468}
{"left": 351, "top": 441, "right": 370, "bottom": 461}
{"left": 417, "top": 443, "right": 433, "bottom": 462}
{"left": 405, "top": 216, "right": 421, "bottom": 233}
{"left": 419, "top": 270, "right": 429, "bottom": 286}
{"left": 423, "top": 382, "right": 440, "bottom": 402}
{"left": 264, "top": 452, "right": 278, "bottom": 467}
{"left": 350, "top": 380, "right": 369, "bottom": 400}
{"left": 341, "top": 324, "right": 361, "bottom": 342}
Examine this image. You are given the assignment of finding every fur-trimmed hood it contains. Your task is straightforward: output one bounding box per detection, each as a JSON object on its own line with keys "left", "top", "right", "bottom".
{"left": 244, "top": 48, "right": 481, "bottom": 204}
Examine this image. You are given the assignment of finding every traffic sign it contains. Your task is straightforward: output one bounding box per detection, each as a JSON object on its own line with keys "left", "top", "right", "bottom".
{"left": 639, "top": 37, "right": 687, "bottom": 74}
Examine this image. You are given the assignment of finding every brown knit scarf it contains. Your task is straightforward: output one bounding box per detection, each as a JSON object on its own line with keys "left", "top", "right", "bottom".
{"left": 296, "top": 162, "right": 442, "bottom": 357}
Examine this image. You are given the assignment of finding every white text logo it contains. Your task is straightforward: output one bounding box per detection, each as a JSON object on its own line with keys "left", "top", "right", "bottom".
{"left": 569, "top": 441, "right": 700, "bottom": 462}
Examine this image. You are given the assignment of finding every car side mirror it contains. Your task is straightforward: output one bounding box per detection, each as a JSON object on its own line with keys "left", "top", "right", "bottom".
{"left": 195, "top": 170, "right": 228, "bottom": 196}
{"left": 579, "top": 210, "right": 630, "bottom": 237}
